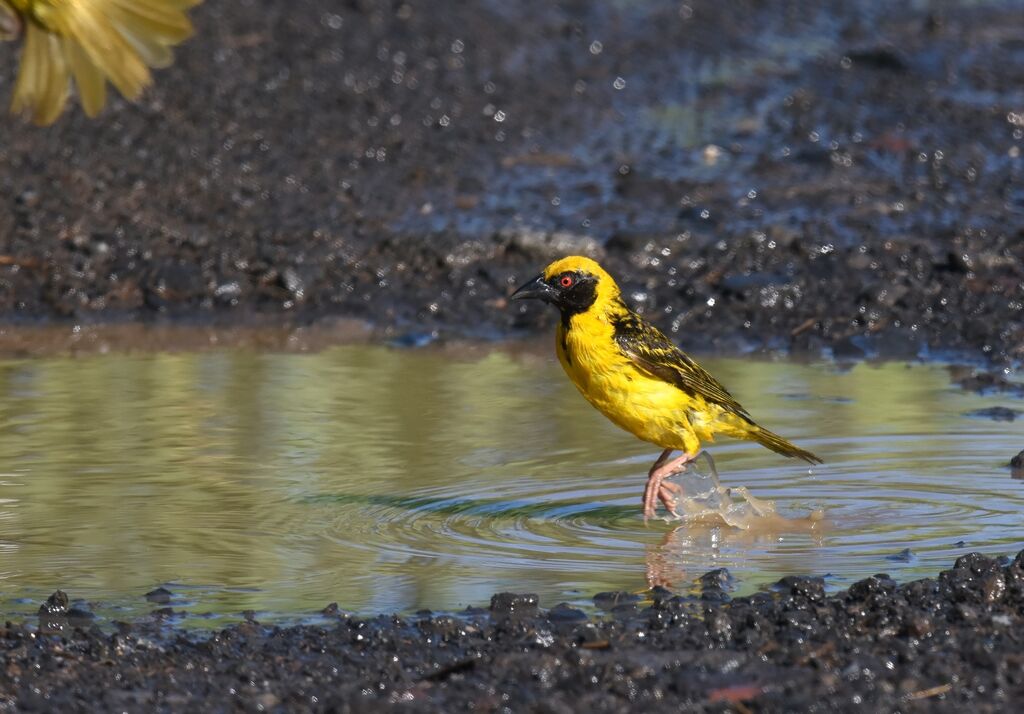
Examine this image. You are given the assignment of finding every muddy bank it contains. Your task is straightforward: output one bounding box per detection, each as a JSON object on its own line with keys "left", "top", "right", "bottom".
{"left": 0, "top": 0, "right": 1020, "bottom": 361}
{"left": 2, "top": 552, "right": 1022, "bottom": 712}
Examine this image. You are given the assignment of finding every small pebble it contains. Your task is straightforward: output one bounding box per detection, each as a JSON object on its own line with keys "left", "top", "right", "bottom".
{"left": 886, "top": 548, "right": 915, "bottom": 562}
{"left": 963, "top": 406, "right": 1021, "bottom": 422}
{"left": 547, "top": 603, "right": 587, "bottom": 623}
{"left": 593, "top": 591, "right": 640, "bottom": 609}
{"left": 489, "top": 592, "right": 539, "bottom": 614}
{"left": 39, "top": 590, "right": 69, "bottom": 616}
{"left": 1010, "top": 450, "right": 1024, "bottom": 469}
{"left": 145, "top": 587, "right": 173, "bottom": 605}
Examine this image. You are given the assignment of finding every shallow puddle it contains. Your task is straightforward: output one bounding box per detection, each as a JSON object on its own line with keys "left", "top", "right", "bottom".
{"left": 0, "top": 340, "right": 1020, "bottom": 625}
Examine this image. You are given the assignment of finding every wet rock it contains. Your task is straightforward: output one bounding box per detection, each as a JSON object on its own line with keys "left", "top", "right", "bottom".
{"left": 719, "top": 272, "right": 788, "bottom": 294}
{"left": 546, "top": 603, "right": 587, "bottom": 623}
{"left": 144, "top": 263, "right": 206, "bottom": 306}
{"left": 39, "top": 590, "right": 69, "bottom": 616}
{"left": 886, "top": 548, "right": 915, "bottom": 562}
{"left": 847, "top": 575, "right": 897, "bottom": 601}
{"left": 903, "top": 614, "right": 932, "bottom": 638}
{"left": 980, "top": 573, "right": 1006, "bottom": 603}
{"left": 145, "top": 587, "right": 173, "bottom": 604}
{"left": 67, "top": 607, "right": 96, "bottom": 627}
{"left": 592, "top": 591, "right": 640, "bottom": 609}
{"left": 255, "top": 693, "right": 280, "bottom": 710}
{"left": 37, "top": 591, "right": 72, "bottom": 635}
{"left": 609, "top": 603, "right": 639, "bottom": 618}
{"left": 503, "top": 229, "right": 601, "bottom": 262}
{"left": 951, "top": 371, "right": 1024, "bottom": 397}
{"left": 775, "top": 576, "right": 826, "bottom": 603}
{"left": 964, "top": 407, "right": 1021, "bottom": 422}
{"left": 705, "top": 611, "right": 733, "bottom": 640}
{"left": 605, "top": 231, "right": 659, "bottom": 255}
{"left": 389, "top": 332, "right": 437, "bottom": 349}
{"left": 281, "top": 268, "right": 307, "bottom": 302}
{"left": 1009, "top": 451, "right": 1024, "bottom": 469}
{"left": 648, "top": 585, "right": 673, "bottom": 607}
{"left": 845, "top": 46, "right": 908, "bottom": 71}
{"left": 698, "top": 568, "right": 735, "bottom": 590}
{"left": 954, "top": 552, "right": 1000, "bottom": 577}
{"left": 700, "top": 588, "right": 731, "bottom": 603}
{"left": 489, "top": 592, "right": 539, "bottom": 615}
{"left": 698, "top": 569, "right": 734, "bottom": 602}
{"left": 870, "top": 329, "right": 922, "bottom": 359}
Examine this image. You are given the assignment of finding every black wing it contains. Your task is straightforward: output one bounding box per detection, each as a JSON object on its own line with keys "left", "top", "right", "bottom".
{"left": 611, "top": 308, "right": 752, "bottom": 420}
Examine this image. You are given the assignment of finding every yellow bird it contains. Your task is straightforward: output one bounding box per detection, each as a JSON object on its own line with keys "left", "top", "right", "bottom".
{"left": 0, "top": 0, "right": 201, "bottom": 125}
{"left": 511, "top": 255, "right": 822, "bottom": 521}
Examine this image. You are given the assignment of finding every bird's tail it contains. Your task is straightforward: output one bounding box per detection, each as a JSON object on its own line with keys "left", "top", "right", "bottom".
{"left": 749, "top": 426, "right": 823, "bottom": 464}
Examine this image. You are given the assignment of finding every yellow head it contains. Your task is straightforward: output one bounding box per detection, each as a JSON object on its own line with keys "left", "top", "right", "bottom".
{"left": 511, "top": 255, "right": 620, "bottom": 317}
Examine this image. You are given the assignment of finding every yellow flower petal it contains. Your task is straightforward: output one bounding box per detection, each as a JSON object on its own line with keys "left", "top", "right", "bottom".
{"left": 7, "top": 0, "right": 201, "bottom": 123}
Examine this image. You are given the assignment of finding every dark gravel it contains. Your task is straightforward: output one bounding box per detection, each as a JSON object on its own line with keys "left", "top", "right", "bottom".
{"left": 0, "top": 0, "right": 1020, "bottom": 361}
{"left": 3, "top": 552, "right": 1024, "bottom": 712}
{"left": 964, "top": 407, "right": 1022, "bottom": 422}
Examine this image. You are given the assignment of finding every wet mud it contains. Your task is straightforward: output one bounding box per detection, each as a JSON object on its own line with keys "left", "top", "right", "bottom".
{"left": 0, "top": 0, "right": 1020, "bottom": 362}
{"left": 4, "top": 552, "right": 1024, "bottom": 712}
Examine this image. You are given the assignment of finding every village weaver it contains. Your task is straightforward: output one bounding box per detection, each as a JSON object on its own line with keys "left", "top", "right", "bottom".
{"left": 511, "top": 256, "right": 822, "bottom": 522}
{"left": 0, "top": 0, "right": 201, "bottom": 126}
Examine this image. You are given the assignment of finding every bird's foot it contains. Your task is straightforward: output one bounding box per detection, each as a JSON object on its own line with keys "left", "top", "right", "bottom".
{"left": 642, "top": 452, "right": 695, "bottom": 523}
{"left": 657, "top": 481, "right": 683, "bottom": 522}
{"left": 643, "top": 474, "right": 682, "bottom": 523}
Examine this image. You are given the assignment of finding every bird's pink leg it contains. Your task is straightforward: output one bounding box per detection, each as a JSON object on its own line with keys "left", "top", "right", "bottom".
{"left": 642, "top": 449, "right": 697, "bottom": 522}
{"left": 0, "top": 5, "right": 21, "bottom": 42}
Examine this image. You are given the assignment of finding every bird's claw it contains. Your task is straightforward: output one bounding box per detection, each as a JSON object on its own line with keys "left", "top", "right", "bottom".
{"left": 658, "top": 483, "right": 681, "bottom": 519}
{"left": 642, "top": 471, "right": 684, "bottom": 524}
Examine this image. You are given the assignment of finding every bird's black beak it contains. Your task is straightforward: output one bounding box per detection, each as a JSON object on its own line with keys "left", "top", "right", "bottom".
{"left": 510, "top": 274, "right": 557, "bottom": 303}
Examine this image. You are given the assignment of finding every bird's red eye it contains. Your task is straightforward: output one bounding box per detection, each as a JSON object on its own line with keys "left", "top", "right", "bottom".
{"left": 559, "top": 275, "right": 574, "bottom": 288}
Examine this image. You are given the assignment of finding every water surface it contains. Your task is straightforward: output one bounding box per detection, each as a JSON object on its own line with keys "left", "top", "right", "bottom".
{"left": 0, "top": 343, "right": 1020, "bottom": 625}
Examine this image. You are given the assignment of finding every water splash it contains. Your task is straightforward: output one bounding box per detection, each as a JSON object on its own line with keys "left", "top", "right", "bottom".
{"left": 664, "top": 452, "right": 825, "bottom": 531}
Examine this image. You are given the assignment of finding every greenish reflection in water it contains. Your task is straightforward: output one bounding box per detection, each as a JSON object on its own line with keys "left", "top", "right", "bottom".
{"left": 0, "top": 345, "right": 1020, "bottom": 625}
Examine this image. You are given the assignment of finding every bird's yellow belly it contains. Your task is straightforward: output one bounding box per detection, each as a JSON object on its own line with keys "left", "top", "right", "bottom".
{"left": 586, "top": 372, "right": 695, "bottom": 447}
{"left": 559, "top": 333, "right": 710, "bottom": 452}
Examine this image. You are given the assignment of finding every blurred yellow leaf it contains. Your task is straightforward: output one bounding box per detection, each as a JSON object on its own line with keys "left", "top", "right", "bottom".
{"left": 1, "top": 0, "right": 202, "bottom": 125}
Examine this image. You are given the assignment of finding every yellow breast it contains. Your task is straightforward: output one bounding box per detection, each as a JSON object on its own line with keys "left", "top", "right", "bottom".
{"left": 555, "top": 312, "right": 707, "bottom": 453}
